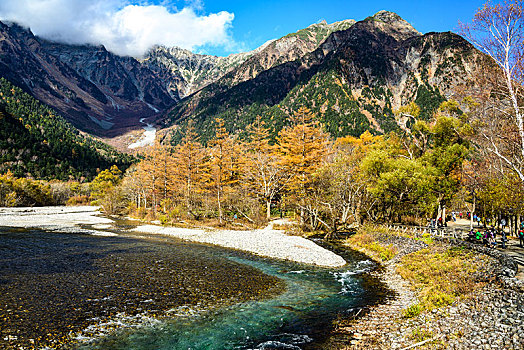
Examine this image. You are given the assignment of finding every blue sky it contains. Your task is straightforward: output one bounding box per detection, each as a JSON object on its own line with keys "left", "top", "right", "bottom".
{"left": 0, "top": 0, "right": 488, "bottom": 57}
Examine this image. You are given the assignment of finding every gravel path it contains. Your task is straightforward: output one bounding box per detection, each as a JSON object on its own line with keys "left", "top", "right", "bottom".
{"left": 131, "top": 224, "right": 347, "bottom": 268}
{"left": 326, "top": 233, "right": 524, "bottom": 349}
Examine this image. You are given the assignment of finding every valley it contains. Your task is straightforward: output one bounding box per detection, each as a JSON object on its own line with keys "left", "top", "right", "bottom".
{"left": 2, "top": 2, "right": 524, "bottom": 349}
{"left": 0, "top": 11, "right": 482, "bottom": 150}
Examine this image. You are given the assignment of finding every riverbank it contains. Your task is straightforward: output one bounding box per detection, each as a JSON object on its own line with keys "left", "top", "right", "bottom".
{"left": 323, "top": 226, "right": 524, "bottom": 349}
{"left": 131, "top": 224, "right": 347, "bottom": 268}
{"left": 0, "top": 206, "right": 346, "bottom": 267}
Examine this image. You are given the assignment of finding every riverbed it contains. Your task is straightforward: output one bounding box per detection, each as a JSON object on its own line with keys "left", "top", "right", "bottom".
{"left": 128, "top": 118, "right": 156, "bottom": 149}
{"left": 0, "top": 208, "right": 388, "bottom": 349}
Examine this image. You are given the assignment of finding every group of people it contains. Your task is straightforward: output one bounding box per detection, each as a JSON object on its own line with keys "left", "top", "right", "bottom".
{"left": 468, "top": 224, "right": 524, "bottom": 248}
{"left": 428, "top": 213, "right": 524, "bottom": 248}
{"left": 468, "top": 227, "right": 508, "bottom": 248}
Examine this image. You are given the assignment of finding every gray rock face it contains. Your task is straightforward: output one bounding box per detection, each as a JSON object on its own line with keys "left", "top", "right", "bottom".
{"left": 142, "top": 18, "right": 356, "bottom": 99}
{"left": 165, "top": 10, "right": 484, "bottom": 140}
{"left": 371, "top": 10, "right": 422, "bottom": 41}
{"left": 0, "top": 10, "right": 486, "bottom": 143}
{"left": 0, "top": 21, "right": 175, "bottom": 136}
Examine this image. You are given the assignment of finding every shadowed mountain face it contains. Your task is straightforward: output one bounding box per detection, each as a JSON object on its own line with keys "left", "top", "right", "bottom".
{"left": 0, "top": 21, "right": 176, "bottom": 137}
{"left": 0, "top": 11, "right": 484, "bottom": 143}
{"left": 0, "top": 18, "right": 356, "bottom": 139}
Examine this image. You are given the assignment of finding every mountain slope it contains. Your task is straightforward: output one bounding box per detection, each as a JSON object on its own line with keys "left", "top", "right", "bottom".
{"left": 0, "top": 18, "right": 356, "bottom": 141}
{"left": 0, "top": 21, "right": 175, "bottom": 137}
{"left": 0, "top": 77, "right": 134, "bottom": 180}
{"left": 165, "top": 11, "right": 482, "bottom": 142}
{"left": 142, "top": 19, "right": 356, "bottom": 99}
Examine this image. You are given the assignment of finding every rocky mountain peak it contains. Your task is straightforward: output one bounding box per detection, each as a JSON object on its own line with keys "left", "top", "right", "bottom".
{"left": 372, "top": 10, "right": 404, "bottom": 23}
{"left": 369, "top": 10, "right": 421, "bottom": 41}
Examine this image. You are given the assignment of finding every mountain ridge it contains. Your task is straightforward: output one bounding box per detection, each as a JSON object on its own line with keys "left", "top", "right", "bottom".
{"left": 163, "top": 11, "right": 482, "bottom": 143}
{"left": 141, "top": 18, "right": 357, "bottom": 99}
{"left": 0, "top": 16, "right": 360, "bottom": 142}
{"left": 0, "top": 11, "right": 485, "bottom": 150}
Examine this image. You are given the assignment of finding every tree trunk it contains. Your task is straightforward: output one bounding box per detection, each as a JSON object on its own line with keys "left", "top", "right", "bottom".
{"left": 266, "top": 200, "right": 271, "bottom": 220}
{"left": 470, "top": 196, "right": 475, "bottom": 230}
{"left": 355, "top": 198, "right": 362, "bottom": 225}
{"left": 217, "top": 186, "right": 222, "bottom": 225}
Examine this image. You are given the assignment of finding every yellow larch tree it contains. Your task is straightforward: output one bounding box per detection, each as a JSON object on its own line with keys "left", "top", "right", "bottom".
{"left": 155, "top": 141, "right": 176, "bottom": 211}
{"left": 208, "top": 118, "right": 241, "bottom": 224}
{"left": 277, "top": 107, "right": 330, "bottom": 224}
{"left": 172, "top": 121, "right": 208, "bottom": 218}
{"left": 241, "top": 116, "right": 287, "bottom": 220}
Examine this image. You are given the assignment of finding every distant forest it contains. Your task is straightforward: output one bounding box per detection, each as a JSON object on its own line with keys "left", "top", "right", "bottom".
{"left": 0, "top": 77, "right": 134, "bottom": 180}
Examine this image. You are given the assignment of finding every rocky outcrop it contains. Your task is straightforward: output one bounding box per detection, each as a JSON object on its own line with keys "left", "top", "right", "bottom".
{"left": 143, "top": 19, "right": 356, "bottom": 99}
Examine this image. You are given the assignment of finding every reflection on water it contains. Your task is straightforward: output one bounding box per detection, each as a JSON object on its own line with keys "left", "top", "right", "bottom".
{"left": 0, "top": 226, "right": 387, "bottom": 350}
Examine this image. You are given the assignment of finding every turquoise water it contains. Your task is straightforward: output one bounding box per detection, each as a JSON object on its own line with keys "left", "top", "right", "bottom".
{"left": 78, "top": 240, "right": 382, "bottom": 350}
{"left": 0, "top": 224, "right": 386, "bottom": 349}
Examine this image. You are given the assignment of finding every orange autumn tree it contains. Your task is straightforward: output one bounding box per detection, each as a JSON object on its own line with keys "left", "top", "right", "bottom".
{"left": 172, "top": 121, "right": 208, "bottom": 218}
{"left": 241, "top": 116, "right": 287, "bottom": 220}
{"left": 155, "top": 141, "right": 176, "bottom": 211}
{"left": 208, "top": 118, "right": 241, "bottom": 224}
{"left": 277, "top": 107, "right": 330, "bottom": 226}
{"left": 135, "top": 141, "right": 174, "bottom": 213}
{"left": 136, "top": 142, "right": 160, "bottom": 212}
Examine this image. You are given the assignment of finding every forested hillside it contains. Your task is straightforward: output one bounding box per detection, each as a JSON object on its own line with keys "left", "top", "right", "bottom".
{"left": 0, "top": 78, "right": 134, "bottom": 180}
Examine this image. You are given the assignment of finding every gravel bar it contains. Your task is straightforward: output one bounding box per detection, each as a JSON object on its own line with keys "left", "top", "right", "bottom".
{"left": 131, "top": 224, "right": 347, "bottom": 268}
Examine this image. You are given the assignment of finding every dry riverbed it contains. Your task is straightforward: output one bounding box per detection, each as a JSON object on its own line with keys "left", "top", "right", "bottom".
{"left": 131, "top": 224, "right": 347, "bottom": 268}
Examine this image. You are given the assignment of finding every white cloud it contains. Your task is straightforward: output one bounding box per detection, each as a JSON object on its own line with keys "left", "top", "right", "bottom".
{"left": 0, "top": 0, "right": 236, "bottom": 57}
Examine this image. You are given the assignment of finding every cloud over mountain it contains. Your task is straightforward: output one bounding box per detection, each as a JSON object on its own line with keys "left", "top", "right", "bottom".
{"left": 0, "top": 0, "right": 235, "bottom": 57}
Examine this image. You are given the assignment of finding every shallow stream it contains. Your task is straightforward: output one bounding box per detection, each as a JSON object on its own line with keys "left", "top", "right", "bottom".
{"left": 0, "top": 224, "right": 388, "bottom": 349}
{"left": 128, "top": 117, "right": 156, "bottom": 149}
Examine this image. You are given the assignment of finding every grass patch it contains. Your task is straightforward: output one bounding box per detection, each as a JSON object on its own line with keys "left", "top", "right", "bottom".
{"left": 402, "top": 303, "right": 423, "bottom": 318}
{"left": 417, "top": 232, "right": 434, "bottom": 245}
{"left": 366, "top": 241, "right": 397, "bottom": 261}
{"left": 346, "top": 225, "right": 487, "bottom": 319}
{"left": 409, "top": 327, "right": 434, "bottom": 342}
{"left": 397, "top": 245, "right": 486, "bottom": 312}
{"left": 344, "top": 225, "right": 398, "bottom": 262}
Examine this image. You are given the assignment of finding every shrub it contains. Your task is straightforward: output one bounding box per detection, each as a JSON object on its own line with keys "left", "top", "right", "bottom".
{"left": 66, "top": 195, "right": 90, "bottom": 206}
{"left": 402, "top": 304, "right": 423, "bottom": 318}
{"left": 365, "top": 241, "right": 397, "bottom": 261}
{"left": 409, "top": 327, "right": 434, "bottom": 342}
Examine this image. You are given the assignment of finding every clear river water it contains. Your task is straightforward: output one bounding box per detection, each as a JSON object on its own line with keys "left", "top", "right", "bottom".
{"left": 0, "top": 225, "right": 388, "bottom": 349}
